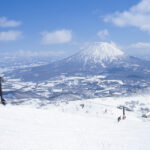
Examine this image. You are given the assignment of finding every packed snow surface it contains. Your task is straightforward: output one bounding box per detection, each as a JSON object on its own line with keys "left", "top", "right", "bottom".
{"left": 0, "top": 95, "right": 150, "bottom": 150}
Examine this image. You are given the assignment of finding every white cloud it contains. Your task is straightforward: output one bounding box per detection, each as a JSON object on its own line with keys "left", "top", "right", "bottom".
{"left": 1, "top": 50, "right": 67, "bottom": 62}
{"left": 104, "top": 0, "right": 150, "bottom": 33}
{"left": 129, "top": 42, "right": 150, "bottom": 48}
{"left": 124, "top": 42, "right": 150, "bottom": 57}
{"left": 14, "top": 50, "right": 65, "bottom": 57}
{"left": 80, "top": 42, "right": 91, "bottom": 50}
{"left": 97, "top": 29, "right": 109, "bottom": 39}
{"left": 0, "top": 30, "right": 22, "bottom": 41}
{"left": 0, "top": 17, "right": 21, "bottom": 27}
{"left": 41, "top": 29, "right": 72, "bottom": 45}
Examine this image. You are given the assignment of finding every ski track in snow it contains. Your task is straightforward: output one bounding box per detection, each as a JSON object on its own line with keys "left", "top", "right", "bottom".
{"left": 0, "top": 96, "right": 150, "bottom": 150}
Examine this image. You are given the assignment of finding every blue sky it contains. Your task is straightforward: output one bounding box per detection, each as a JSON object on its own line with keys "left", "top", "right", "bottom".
{"left": 0, "top": 0, "right": 150, "bottom": 58}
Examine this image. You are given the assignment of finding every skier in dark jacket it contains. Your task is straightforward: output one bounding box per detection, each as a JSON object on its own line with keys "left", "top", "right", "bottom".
{"left": 0, "top": 77, "right": 6, "bottom": 105}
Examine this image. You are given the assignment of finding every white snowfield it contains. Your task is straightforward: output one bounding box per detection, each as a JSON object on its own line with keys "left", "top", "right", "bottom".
{"left": 0, "top": 95, "right": 150, "bottom": 150}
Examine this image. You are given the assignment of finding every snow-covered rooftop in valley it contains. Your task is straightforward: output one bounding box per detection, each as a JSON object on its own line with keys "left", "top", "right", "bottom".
{"left": 79, "top": 42, "right": 124, "bottom": 64}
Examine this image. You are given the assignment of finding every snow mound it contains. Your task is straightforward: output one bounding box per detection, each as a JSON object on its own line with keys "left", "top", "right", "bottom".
{"left": 79, "top": 42, "right": 124, "bottom": 64}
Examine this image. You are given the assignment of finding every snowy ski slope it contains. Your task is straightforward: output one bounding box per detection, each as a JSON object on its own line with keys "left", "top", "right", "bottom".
{"left": 0, "top": 95, "right": 150, "bottom": 150}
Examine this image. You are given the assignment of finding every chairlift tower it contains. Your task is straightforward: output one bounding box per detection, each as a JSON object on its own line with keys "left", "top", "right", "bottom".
{"left": 122, "top": 106, "right": 126, "bottom": 120}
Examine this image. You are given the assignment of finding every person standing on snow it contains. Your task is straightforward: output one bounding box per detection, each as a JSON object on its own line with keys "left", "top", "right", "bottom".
{"left": 0, "top": 77, "right": 6, "bottom": 105}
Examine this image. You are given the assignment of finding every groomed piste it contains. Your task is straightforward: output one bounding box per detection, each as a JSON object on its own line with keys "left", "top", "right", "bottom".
{"left": 0, "top": 95, "right": 150, "bottom": 150}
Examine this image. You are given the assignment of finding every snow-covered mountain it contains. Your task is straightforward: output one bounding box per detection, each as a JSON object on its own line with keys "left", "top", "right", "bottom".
{"left": 2, "top": 42, "right": 150, "bottom": 150}
{"left": 2, "top": 43, "right": 150, "bottom": 148}
{"left": 6, "top": 42, "right": 150, "bottom": 82}
{"left": 3, "top": 42, "right": 150, "bottom": 102}
{"left": 70, "top": 42, "right": 124, "bottom": 65}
